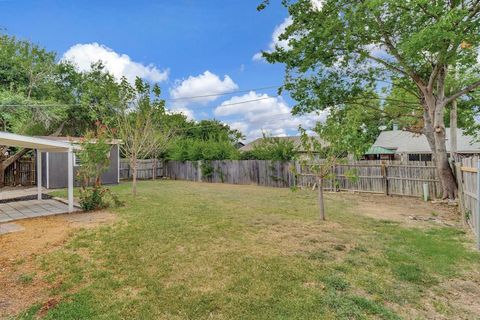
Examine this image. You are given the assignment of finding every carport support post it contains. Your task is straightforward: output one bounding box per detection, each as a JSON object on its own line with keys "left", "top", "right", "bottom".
{"left": 36, "top": 149, "right": 42, "bottom": 200}
{"left": 68, "top": 148, "right": 74, "bottom": 213}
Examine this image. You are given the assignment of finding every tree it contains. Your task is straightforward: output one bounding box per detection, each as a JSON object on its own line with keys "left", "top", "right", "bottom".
{"left": 114, "top": 78, "right": 169, "bottom": 196}
{"left": 76, "top": 124, "right": 122, "bottom": 211}
{"left": 261, "top": 0, "right": 480, "bottom": 199}
{"left": 297, "top": 128, "right": 344, "bottom": 221}
{"left": 315, "top": 97, "right": 385, "bottom": 158}
{"left": 164, "top": 117, "right": 243, "bottom": 161}
{"left": 241, "top": 135, "right": 298, "bottom": 161}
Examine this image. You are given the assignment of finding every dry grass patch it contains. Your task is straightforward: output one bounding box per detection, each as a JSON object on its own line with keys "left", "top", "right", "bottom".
{"left": 0, "top": 211, "right": 116, "bottom": 318}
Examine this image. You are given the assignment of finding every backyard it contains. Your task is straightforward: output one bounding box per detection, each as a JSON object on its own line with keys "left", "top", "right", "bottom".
{"left": 1, "top": 180, "right": 480, "bottom": 319}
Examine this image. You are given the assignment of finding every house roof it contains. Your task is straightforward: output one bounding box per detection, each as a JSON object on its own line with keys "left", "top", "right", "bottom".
{"left": 240, "top": 136, "right": 328, "bottom": 152}
{"left": 36, "top": 136, "right": 121, "bottom": 145}
{"left": 372, "top": 129, "right": 480, "bottom": 154}
{"left": 364, "top": 146, "right": 396, "bottom": 155}
{"left": 0, "top": 131, "right": 75, "bottom": 152}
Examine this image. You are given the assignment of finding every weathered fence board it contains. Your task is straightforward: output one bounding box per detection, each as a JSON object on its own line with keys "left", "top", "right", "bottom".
{"left": 158, "top": 159, "right": 441, "bottom": 198}
{"left": 119, "top": 159, "right": 164, "bottom": 180}
{"left": 457, "top": 156, "right": 479, "bottom": 242}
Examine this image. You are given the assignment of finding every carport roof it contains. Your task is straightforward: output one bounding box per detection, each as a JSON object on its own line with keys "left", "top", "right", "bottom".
{"left": 0, "top": 131, "right": 74, "bottom": 152}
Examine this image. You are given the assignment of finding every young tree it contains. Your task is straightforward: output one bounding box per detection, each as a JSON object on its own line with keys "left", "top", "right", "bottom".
{"left": 298, "top": 128, "right": 343, "bottom": 221}
{"left": 76, "top": 123, "right": 123, "bottom": 211}
{"left": 260, "top": 0, "right": 480, "bottom": 199}
{"left": 76, "top": 124, "right": 112, "bottom": 211}
{"left": 114, "top": 78, "right": 169, "bottom": 196}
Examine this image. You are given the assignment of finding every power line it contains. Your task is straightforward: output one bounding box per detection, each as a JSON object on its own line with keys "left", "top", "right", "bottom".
{"left": 166, "top": 85, "right": 280, "bottom": 101}
{"left": 168, "top": 111, "right": 323, "bottom": 134}
{"left": 0, "top": 85, "right": 282, "bottom": 108}
{"left": 0, "top": 96, "right": 279, "bottom": 109}
{"left": 209, "top": 97, "right": 273, "bottom": 107}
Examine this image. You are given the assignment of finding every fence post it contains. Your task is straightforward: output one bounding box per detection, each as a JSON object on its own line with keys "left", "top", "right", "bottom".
{"left": 454, "top": 162, "right": 466, "bottom": 225}
{"left": 381, "top": 161, "right": 389, "bottom": 195}
{"left": 198, "top": 160, "right": 202, "bottom": 182}
{"left": 476, "top": 160, "right": 480, "bottom": 250}
{"left": 152, "top": 158, "right": 157, "bottom": 180}
{"left": 331, "top": 164, "right": 336, "bottom": 191}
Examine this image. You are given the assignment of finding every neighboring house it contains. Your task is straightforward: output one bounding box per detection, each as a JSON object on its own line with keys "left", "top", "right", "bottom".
{"left": 240, "top": 136, "right": 328, "bottom": 159}
{"left": 234, "top": 141, "right": 245, "bottom": 149}
{"left": 364, "top": 129, "right": 480, "bottom": 161}
{"left": 36, "top": 136, "right": 120, "bottom": 189}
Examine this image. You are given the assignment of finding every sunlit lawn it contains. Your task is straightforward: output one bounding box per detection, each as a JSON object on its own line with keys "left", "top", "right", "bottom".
{"left": 16, "top": 180, "right": 480, "bottom": 319}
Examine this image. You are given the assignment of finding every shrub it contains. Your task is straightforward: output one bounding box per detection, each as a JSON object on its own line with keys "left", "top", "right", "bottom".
{"left": 76, "top": 124, "right": 123, "bottom": 211}
{"left": 79, "top": 186, "right": 124, "bottom": 211}
{"left": 167, "top": 138, "right": 240, "bottom": 161}
{"left": 241, "top": 137, "right": 297, "bottom": 161}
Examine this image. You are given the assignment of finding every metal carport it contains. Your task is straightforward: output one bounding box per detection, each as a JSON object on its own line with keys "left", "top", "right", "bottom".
{"left": 0, "top": 131, "right": 76, "bottom": 212}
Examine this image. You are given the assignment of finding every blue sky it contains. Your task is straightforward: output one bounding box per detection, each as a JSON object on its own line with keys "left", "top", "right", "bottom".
{"left": 0, "top": 0, "right": 325, "bottom": 141}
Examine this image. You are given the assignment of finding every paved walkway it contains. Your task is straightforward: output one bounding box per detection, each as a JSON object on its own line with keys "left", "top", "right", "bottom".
{"left": 0, "top": 187, "right": 45, "bottom": 201}
{"left": 0, "top": 199, "right": 80, "bottom": 223}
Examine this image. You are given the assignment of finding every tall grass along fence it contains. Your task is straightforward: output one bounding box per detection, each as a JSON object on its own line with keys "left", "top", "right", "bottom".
{"left": 455, "top": 156, "right": 480, "bottom": 249}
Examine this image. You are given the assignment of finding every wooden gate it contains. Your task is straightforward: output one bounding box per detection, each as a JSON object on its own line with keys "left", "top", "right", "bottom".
{"left": 3, "top": 159, "right": 36, "bottom": 186}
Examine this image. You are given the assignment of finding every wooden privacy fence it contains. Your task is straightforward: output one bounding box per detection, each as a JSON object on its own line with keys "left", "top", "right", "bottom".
{"left": 161, "top": 160, "right": 441, "bottom": 199}
{"left": 164, "top": 160, "right": 295, "bottom": 187}
{"left": 119, "top": 159, "right": 164, "bottom": 180}
{"left": 295, "top": 161, "right": 440, "bottom": 198}
{"left": 3, "top": 159, "right": 35, "bottom": 187}
{"left": 455, "top": 156, "right": 480, "bottom": 249}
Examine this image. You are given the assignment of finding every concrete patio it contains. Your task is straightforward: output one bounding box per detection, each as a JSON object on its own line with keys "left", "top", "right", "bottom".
{"left": 0, "top": 199, "right": 80, "bottom": 223}
{"left": 0, "top": 187, "right": 46, "bottom": 201}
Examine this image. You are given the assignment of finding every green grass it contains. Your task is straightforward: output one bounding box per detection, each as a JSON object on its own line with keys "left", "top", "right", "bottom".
{"left": 16, "top": 180, "right": 480, "bottom": 319}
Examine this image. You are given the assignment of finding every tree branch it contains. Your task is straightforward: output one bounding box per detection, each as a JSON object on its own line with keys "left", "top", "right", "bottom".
{"left": 443, "top": 80, "right": 480, "bottom": 106}
{"left": 427, "top": 63, "right": 442, "bottom": 93}
{"left": 372, "top": 14, "right": 427, "bottom": 90}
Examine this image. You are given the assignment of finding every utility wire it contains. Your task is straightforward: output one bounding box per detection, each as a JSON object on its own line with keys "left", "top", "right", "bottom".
{"left": 0, "top": 96, "right": 280, "bottom": 109}
{"left": 167, "top": 85, "right": 280, "bottom": 101}
{"left": 0, "top": 85, "right": 282, "bottom": 108}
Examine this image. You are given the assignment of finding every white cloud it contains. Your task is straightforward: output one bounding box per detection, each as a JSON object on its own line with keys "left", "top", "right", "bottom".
{"left": 169, "top": 106, "right": 195, "bottom": 121}
{"left": 311, "top": 0, "right": 325, "bottom": 11}
{"left": 253, "top": 1, "right": 324, "bottom": 61}
{"left": 214, "top": 91, "right": 327, "bottom": 141}
{"left": 62, "top": 43, "right": 169, "bottom": 84}
{"left": 253, "top": 17, "right": 292, "bottom": 61}
{"left": 169, "top": 71, "right": 238, "bottom": 107}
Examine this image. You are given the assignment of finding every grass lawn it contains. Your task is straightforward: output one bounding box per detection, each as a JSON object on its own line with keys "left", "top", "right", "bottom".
{"left": 13, "top": 180, "right": 480, "bottom": 319}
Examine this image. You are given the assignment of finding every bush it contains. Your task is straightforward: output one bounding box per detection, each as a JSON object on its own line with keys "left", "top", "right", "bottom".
{"left": 241, "top": 137, "right": 297, "bottom": 161}
{"left": 76, "top": 125, "right": 123, "bottom": 211}
{"left": 167, "top": 138, "right": 240, "bottom": 161}
{"left": 79, "top": 186, "right": 124, "bottom": 211}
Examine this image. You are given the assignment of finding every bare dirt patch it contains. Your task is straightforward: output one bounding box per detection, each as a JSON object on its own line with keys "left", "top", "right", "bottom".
{"left": 0, "top": 210, "right": 116, "bottom": 318}
{"left": 327, "top": 192, "right": 460, "bottom": 227}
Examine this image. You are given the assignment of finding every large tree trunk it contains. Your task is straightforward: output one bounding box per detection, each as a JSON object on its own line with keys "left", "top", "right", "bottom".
{"left": 424, "top": 90, "right": 457, "bottom": 199}
{"left": 433, "top": 125, "right": 457, "bottom": 199}
{"left": 419, "top": 66, "right": 458, "bottom": 200}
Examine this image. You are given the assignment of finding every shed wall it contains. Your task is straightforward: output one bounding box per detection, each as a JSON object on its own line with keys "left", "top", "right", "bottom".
{"left": 43, "top": 145, "right": 119, "bottom": 189}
